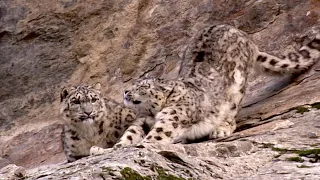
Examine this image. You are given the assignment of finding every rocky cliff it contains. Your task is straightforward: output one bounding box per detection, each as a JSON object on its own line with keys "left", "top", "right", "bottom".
{"left": 0, "top": 0, "right": 319, "bottom": 179}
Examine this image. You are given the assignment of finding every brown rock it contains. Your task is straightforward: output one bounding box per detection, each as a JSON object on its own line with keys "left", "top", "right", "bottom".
{"left": 0, "top": 124, "right": 65, "bottom": 168}
{"left": 0, "top": 0, "right": 319, "bottom": 178}
{"left": 0, "top": 164, "right": 26, "bottom": 180}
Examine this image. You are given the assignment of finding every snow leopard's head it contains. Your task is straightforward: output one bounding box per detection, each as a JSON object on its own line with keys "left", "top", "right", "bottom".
{"left": 123, "top": 78, "right": 171, "bottom": 116}
{"left": 60, "top": 83, "right": 105, "bottom": 124}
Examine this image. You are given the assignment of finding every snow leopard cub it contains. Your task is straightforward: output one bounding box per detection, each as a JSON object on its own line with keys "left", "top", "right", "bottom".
{"left": 60, "top": 83, "right": 136, "bottom": 162}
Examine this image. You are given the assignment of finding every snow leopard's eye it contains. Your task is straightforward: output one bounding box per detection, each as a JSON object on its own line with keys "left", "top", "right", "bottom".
{"left": 71, "top": 98, "right": 80, "bottom": 105}
{"left": 133, "top": 100, "right": 142, "bottom": 104}
{"left": 139, "top": 90, "right": 147, "bottom": 95}
{"left": 91, "top": 97, "right": 99, "bottom": 103}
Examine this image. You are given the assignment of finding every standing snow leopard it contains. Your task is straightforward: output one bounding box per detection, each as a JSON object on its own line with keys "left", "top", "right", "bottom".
{"left": 60, "top": 83, "right": 137, "bottom": 162}
{"left": 113, "top": 24, "right": 320, "bottom": 148}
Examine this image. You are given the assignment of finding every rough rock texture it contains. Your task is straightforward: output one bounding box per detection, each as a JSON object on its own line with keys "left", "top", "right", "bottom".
{"left": 1, "top": 109, "right": 320, "bottom": 179}
{"left": 0, "top": 0, "right": 320, "bottom": 179}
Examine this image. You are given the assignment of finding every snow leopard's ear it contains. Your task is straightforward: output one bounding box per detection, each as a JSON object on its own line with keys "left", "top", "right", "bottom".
{"left": 60, "top": 87, "right": 69, "bottom": 102}
{"left": 92, "top": 82, "right": 101, "bottom": 90}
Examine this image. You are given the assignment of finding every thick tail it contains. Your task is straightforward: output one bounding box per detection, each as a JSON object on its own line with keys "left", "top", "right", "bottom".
{"left": 255, "top": 34, "right": 320, "bottom": 74}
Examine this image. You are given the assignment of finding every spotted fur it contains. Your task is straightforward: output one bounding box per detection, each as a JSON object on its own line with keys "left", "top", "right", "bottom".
{"left": 114, "top": 24, "right": 319, "bottom": 147}
{"left": 116, "top": 78, "right": 233, "bottom": 146}
{"left": 60, "top": 83, "right": 136, "bottom": 162}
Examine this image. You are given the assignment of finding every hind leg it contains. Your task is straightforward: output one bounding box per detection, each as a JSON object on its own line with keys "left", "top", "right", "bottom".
{"left": 142, "top": 118, "right": 183, "bottom": 144}
{"left": 209, "top": 99, "right": 239, "bottom": 139}
{"left": 113, "top": 116, "right": 154, "bottom": 149}
{"left": 210, "top": 118, "right": 236, "bottom": 139}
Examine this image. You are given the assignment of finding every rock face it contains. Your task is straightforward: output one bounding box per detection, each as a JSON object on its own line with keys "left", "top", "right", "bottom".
{"left": 0, "top": 0, "right": 319, "bottom": 178}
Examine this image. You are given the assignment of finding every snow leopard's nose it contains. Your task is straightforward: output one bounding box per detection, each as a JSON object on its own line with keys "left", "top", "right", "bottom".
{"left": 83, "top": 104, "right": 93, "bottom": 116}
{"left": 84, "top": 111, "right": 91, "bottom": 116}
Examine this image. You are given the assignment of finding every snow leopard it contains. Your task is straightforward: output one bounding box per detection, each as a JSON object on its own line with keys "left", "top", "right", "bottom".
{"left": 60, "top": 83, "right": 137, "bottom": 162}
{"left": 113, "top": 24, "right": 320, "bottom": 148}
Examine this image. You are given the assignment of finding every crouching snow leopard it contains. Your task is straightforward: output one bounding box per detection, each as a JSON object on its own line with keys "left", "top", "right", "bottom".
{"left": 60, "top": 83, "right": 137, "bottom": 162}
{"left": 114, "top": 24, "right": 320, "bottom": 148}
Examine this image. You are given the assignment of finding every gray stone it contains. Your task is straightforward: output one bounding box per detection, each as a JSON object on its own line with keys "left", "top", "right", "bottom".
{"left": 0, "top": 0, "right": 319, "bottom": 179}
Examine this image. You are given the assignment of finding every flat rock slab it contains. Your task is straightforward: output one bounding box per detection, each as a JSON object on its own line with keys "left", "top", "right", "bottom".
{"left": 1, "top": 109, "right": 319, "bottom": 179}
{"left": 1, "top": 140, "right": 275, "bottom": 180}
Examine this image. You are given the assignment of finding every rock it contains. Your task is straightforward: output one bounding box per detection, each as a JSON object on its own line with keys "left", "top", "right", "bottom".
{"left": 12, "top": 140, "right": 275, "bottom": 179}
{"left": 0, "top": 164, "right": 26, "bottom": 180}
{"left": 0, "top": 123, "right": 65, "bottom": 168}
{"left": 17, "top": 109, "right": 320, "bottom": 179}
{"left": 0, "top": 0, "right": 320, "bottom": 179}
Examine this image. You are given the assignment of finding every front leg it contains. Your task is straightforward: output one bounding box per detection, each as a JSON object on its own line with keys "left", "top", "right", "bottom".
{"left": 113, "top": 116, "right": 154, "bottom": 149}
{"left": 142, "top": 107, "right": 195, "bottom": 144}
{"left": 61, "top": 125, "right": 91, "bottom": 162}
{"left": 89, "top": 146, "right": 113, "bottom": 156}
{"left": 142, "top": 115, "right": 184, "bottom": 144}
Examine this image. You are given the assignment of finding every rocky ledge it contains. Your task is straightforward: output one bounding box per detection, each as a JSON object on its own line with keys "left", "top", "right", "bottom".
{"left": 1, "top": 108, "right": 320, "bottom": 179}
{"left": 0, "top": 0, "right": 319, "bottom": 179}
